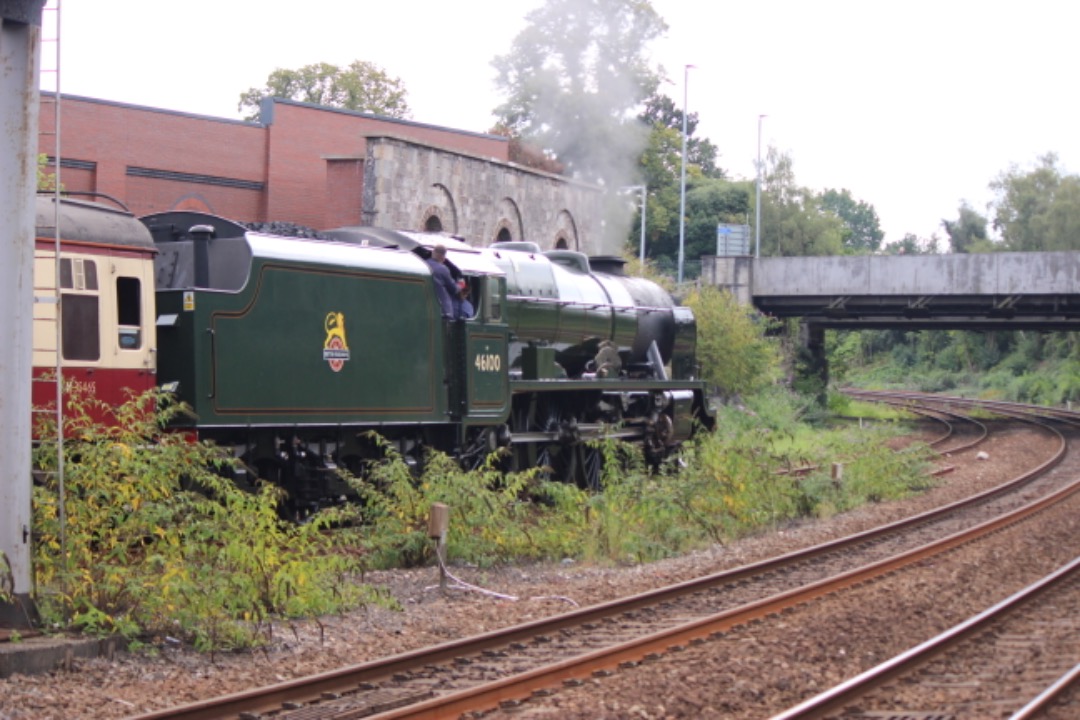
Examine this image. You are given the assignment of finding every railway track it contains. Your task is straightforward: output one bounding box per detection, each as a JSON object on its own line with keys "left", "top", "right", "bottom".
{"left": 127, "top": 395, "right": 1080, "bottom": 720}
{"left": 774, "top": 554, "right": 1080, "bottom": 719}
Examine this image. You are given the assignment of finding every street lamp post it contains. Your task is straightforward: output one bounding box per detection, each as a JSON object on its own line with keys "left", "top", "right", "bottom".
{"left": 619, "top": 185, "right": 647, "bottom": 264}
{"left": 755, "top": 114, "right": 766, "bottom": 258}
{"left": 637, "top": 185, "right": 647, "bottom": 263}
{"left": 677, "top": 64, "right": 694, "bottom": 284}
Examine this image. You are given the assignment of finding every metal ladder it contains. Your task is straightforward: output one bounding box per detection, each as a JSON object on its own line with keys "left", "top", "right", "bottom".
{"left": 34, "top": 0, "right": 68, "bottom": 595}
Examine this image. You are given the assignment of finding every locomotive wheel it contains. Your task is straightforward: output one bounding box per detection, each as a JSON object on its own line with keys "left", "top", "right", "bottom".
{"left": 539, "top": 426, "right": 602, "bottom": 489}
{"left": 508, "top": 397, "right": 604, "bottom": 488}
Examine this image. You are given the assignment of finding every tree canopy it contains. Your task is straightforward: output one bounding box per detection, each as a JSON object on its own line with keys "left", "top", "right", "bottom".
{"left": 820, "top": 188, "right": 884, "bottom": 254}
{"left": 757, "top": 148, "right": 844, "bottom": 257}
{"left": 491, "top": 0, "right": 667, "bottom": 186}
{"left": 989, "top": 153, "right": 1080, "bottom": 251}
{"left": 239, "top": 60, "right": 411, "bottom": 121}
{"left": 632, "top": 87, "right": 731, "bottom": 273}
{"left": 639, "top": 93, "right": 723, "bottom": 180}
{"left": 941, "top": 201, "right": 989, "bottom": 253}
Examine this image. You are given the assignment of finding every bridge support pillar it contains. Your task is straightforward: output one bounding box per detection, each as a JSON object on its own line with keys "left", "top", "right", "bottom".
{"left": 700, "top": 255, "right": 753, "bottom": 305}
{"left": 794, "top": 323, "right": 828, "bottom": 406}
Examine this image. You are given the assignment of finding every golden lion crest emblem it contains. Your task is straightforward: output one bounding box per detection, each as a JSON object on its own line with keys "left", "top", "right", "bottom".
{"left": 322, "top": 312, "right": 350, "bottom": 372}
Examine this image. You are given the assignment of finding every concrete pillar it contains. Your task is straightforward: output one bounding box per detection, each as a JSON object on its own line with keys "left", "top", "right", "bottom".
{"left": 0, "top": 1, "right": 46, "bottom": 628}
{"left": 795, "top": 322, "right": 829, "bottom": 406}
{"left": 699, "top": 254, "right": 755, "bottom": 305}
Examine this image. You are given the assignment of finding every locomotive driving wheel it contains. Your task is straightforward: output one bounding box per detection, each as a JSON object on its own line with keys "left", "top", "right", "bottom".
{"left": 541, "top": 412, "right": 602, "bottom": 489}
{"left": 508, "top": 395, "right": 604, "bottom": 489}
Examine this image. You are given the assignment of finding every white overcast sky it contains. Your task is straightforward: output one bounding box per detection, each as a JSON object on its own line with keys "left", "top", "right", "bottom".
{"left": 44, "top": 0, "right": 1078, "bottom": 248}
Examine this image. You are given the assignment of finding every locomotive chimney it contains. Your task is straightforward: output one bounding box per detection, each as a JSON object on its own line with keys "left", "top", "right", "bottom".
{"left": 189, "top": 224, "right": 215, "bottom": 287}
{"left": 588, "top": 255, "right": 628, "bottom": 276}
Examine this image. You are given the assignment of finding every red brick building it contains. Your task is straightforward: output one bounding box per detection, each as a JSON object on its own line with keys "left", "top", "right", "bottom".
{"left": 38, "top": 95, "right": 602, "bottom": 251}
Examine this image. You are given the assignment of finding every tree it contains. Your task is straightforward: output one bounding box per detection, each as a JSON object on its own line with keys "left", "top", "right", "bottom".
{"left": 683, "top": 286, "right": 779, "bottom": 397}
{"left": 820, "top": 188, "right": 883, "bottom": 254}
{"left": 881, "top": 233, "right": 921, "bottom": 255}
{"left": 686, "top": 180, "right": 751, "bottom": 256}
{"left": 941, "top": 201, "right": 988, "bottom": 253}
{"left": 989, "top": 153, "right": 1080, "bottom": 251}
{"left": 239, "top": 61, "right": 411, "bottom": 121}
{"left": 37, "top": 153, "right": 59, "bottom": 192}
{"left": 758, "top": 147, "right": 844, "bottom": 257}
{"left": 633, "top": 89, "right": 731, "bottom": 271}
{"left": 639, "top": 93, "right": 724, "bottom": 180}
{"left": 491, "top": 0, "right": 667, "bottom": 186}
{"left": 881, "top": 232, "right": 942, "bottom": 255}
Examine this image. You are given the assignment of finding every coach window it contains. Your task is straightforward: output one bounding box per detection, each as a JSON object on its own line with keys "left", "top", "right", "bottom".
{"left": 116, "top": 277, "right": 142, "bottom": 349}
{"left": 60, "top": 258, "right": 101, "bottom": 361}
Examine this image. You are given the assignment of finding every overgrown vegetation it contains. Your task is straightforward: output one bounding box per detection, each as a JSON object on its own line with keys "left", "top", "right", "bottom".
{"left": 683, "top": 286, "right": 781, "bottom": 398}
{"left": 833, "top": 328, "right": 1080, "bottom": 407}
{"left": 345, "top": 389, "right": 933, "bottom": 569}
{"left": 31, "top": 387, "right": 932, "bottom": 651}
{"left": 31, "top": 389, "right": 388, "bottom": 651}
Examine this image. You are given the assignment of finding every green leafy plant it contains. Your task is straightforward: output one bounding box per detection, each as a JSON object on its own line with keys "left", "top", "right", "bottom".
{"left": 349, "top": 389, "right": 934, "bottom": 568}
{"left": 32, "top": 388, "right": 387, "bottom": 651}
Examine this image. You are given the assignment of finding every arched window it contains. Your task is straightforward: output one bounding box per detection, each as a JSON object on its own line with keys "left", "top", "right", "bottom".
{"left": 496, "top": 227, "right": 512, "bottom": 243}
{"left": 555, "top": 237, "right": 569, "bottom": 249}
{"left": 425, "top": 215, "right": 443, "bottom": 232}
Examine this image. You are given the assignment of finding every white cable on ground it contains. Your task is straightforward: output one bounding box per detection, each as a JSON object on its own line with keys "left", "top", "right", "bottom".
{"left": 425, "top": 554, "right": 579, "bottom": 606}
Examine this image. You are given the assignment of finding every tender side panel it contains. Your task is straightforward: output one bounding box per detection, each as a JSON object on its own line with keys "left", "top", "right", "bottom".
{"left": 160, "top": 261, "right": 446, "bottom": 426}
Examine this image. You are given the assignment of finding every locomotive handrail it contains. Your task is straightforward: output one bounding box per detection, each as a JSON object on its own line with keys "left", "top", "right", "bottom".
{"left": 206, "top": 328, "right": 216, "bottom": 399}
{"left": 506, "top": 295, "right": 669, "bottom": 313}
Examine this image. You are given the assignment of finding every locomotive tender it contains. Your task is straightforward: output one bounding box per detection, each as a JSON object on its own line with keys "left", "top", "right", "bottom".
{"left": 35, "top": 196, "right": 713, "bottom": 509}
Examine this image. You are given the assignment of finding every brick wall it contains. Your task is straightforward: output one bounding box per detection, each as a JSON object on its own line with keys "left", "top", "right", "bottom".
{"left": 37, "top": 95, "right": 602, "bottom": 250}
{"left": 41, "top": 95, "right": 266, "bottom": 219}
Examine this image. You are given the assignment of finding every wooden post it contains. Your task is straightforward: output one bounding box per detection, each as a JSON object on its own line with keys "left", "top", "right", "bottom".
{"left": 831, "top": 462, "right": 844, "bottom": 489}
{"left": 428, "top": 503, "right": 450, "bottom": 594}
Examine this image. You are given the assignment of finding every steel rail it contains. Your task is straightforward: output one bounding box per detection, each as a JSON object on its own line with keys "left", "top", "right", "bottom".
{"left": 127, "top": 403, "right": 1067, "bottom": 720}
{"left": 366, "top": 447, "right": 1080, "bottom": 720}
{"left": 847, "top": 388, "right": 1080, "bottom": 429}
{"left": 1008, "top": 661, "right": 1080, "bottom": 720}
{"left": 771, "top": 553, "right": 1080, "bottom": 720}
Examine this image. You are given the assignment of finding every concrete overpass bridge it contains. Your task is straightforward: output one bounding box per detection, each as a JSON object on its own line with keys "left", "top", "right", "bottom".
{"left": 701, "top": 251, "right": 1080, "bottom": 394}
{"left": 703, "top": 251, "right": 1080, "bottom": 331}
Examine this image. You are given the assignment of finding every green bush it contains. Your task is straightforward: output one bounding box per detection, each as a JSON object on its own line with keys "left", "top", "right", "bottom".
{"left": 31, "top": 387, "right": 939, "bottom": 650}
{"left": 347, "top": 389, "right": 935, "bottom": 567}
{"left": 32, "top": 390, "right": 386, "bottom": 650}
{"left": 683, "top": 286, "right": 781, "bottom": 397}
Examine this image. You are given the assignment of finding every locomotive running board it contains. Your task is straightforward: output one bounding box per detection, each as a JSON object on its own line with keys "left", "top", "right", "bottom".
{"left": 508, "top": 424, "right": 645, "bottom": 444}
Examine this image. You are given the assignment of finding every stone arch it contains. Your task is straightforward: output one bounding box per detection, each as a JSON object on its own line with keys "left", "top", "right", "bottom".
{"left": 492, "top": 196, "right": 525, "bottom": 245}
{"left": 419, "top": 183, "right": 458, "bottom": 233}
{"left": 554, "top": 209, "right": 580, "bottom": 251}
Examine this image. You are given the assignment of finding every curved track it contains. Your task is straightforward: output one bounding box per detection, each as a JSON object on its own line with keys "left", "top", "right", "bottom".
{"left": 127, "top": 395, "right": 1077, "bottom": 720}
